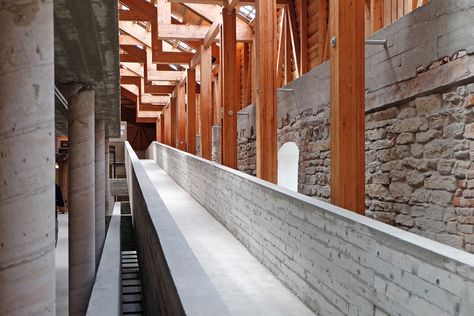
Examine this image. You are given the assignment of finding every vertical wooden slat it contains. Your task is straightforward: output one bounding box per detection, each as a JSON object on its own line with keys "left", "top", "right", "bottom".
{"left": 298, "top": 0, "right": 308, "bottom": 74}
{"left": 186, "top": 68, "right": 197, "bottom": 154}
{"left": 370, "top": 0, "right": 383, "bottom": 33}
{"left": 284, "top": 11, "right": 292, "bottom": 85}
{"left": 170, "top": 96, "right": 177, "bottom": 147}
{"left": 318, "top": 0, "right": 328, "bottom": 65}
{"left": 200, "top": 45, "right": 213, "bottom": 160}
{"left": 256, "top": 0, "right": 277, "bottom": 183}
{"left": 221, "top": 6, "right": 238, "bottom": 168}
{"left": 177, "top": 83, "right": 186, "bottom": 150}
{"left": 329, "top": 0, "right": 366, "bottom": 214}
{"left": 391, "top": 0, "right": 397, "bottom": 23}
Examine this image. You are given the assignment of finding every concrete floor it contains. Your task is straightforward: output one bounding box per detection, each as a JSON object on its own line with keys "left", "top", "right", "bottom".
{"left": 56, "top": 213, "right": 69, "bottom": 316}
{"left": 141, "top": 160, "right": 314, "bottom": 316}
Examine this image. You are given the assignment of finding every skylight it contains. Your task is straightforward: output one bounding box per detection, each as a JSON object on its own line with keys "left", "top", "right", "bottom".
{"left": 239, "top": 5, "right": 256, "bottom": 21}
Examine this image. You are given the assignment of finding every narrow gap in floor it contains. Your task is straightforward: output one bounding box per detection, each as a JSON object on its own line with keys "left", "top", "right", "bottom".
{"left": 121, "top": 212, "right": 144, "bottom": 315}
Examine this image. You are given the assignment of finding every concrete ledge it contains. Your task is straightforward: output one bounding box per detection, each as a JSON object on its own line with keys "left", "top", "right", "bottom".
{"left": 87, "top": 202, "right": 121, "bottom": 316}
{"left": 149, "top": 141, "right": 474, "bottom": 316}
{"left": 125, "top": 142, "right": 229, "bottom": 316}
{"left": 110, "top": 178, "right": 128, "bottom": 197}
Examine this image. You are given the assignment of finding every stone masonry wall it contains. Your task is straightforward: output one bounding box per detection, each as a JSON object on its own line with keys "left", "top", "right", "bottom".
{"left": 236, "top": 1, "right": 474, "bottom": 252}
{"left": 237, "top": 104, "right": 256, "bottom": 176}
{"left": 150, "top": 142, "right": 474, "bottom": 316}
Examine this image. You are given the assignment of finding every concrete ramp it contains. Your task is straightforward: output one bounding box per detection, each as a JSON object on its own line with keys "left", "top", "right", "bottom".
{"left": 140, "top": 160, "right": 314, "bottom": 315}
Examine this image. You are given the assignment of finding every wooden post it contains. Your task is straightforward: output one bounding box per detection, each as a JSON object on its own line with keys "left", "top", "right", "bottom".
{"left": 170, "top": 96, "right": 177, "bottom": 147}
{"left": 370, "top": 0, "right": 383, "bottom": 33}
{"left": 200, "top": 45, "right": 213, "bottom": 160}
{"left": 298, "top": 0, "right": 308, "bottom": 75}
{"left": 221, "top": 5, "right": 238, "bottom": 168}
{"left": 156, "top": 116, "right": 162, "bottom": 142}
{"left": 177, "top": 83, "right": 186, "bottom": 150}
{"left": 329, "top": 0, "right": 366, "bottom": 214}
{"left": 255, "top": 0, "right": 277, "bottom": 183}
{"left": 186, "top": 68, "right": 197, "bottom": 154}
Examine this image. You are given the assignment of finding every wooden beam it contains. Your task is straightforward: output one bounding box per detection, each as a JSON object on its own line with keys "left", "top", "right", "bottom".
{"left": 221, "top": 6, "right": 238, "bottom": 168}
{"left": 200, "top": 45, "right": 213, "bottom": 160}
{"left": 204, "top": 18, "right": 221, "bottom": 48}
{"left": 156, "top": 116, "right": 163, "bottom": 142}
{"left": 170, "top": 96, "right": 177, "bottom": 147}
{"left": 186, "top": 69, "right": 197, "bottom": 154}
{"left": 144, "top": 84, "right": 175, "bottom": 94}
{"left": 318, "top": 0, "right": 328, "bottom": 64}
{"left": 120, "top": 0, "right": 156, "bottom": 20}
{"left": 158, "top": 23, "right": 253, "bottom": 42}
{"left": 119, "top": 9, "right": 148, "bottom": 21}
{"left": 228, "top": 0, "right": 240, "bottom": 10}
{"left": 255, "top": 0, "right": 277, "bottom": 183}
{"left": 329, "top": 0, "right": 365, "bottom": 214}
{"left": 298, "top": 0, "right": 308, "bottom": 74}
{"left": 177, "top": 83, "right": 187, "bottom": 150}
{"left": 147, "top": 70, "right": 185, "bottom": 81}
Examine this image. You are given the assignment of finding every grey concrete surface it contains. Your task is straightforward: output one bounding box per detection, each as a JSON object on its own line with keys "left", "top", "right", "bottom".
{"left": 87, "top": 202, "right": 121, "bottom": 316}
{"left": 68, "top": 89, "right": 96, "bottom": 315}
{"left": 0, "top": 1, "right": 56, "bottom": 314}
{"left": 141, "top": 160, "right": 315, "bottom": 316}
{"left": 56, "top": 213, "right": 69, "bottom": 316}
{"left": 149, "top": 141, "right": 474, "bottom": 316}
{"left": 54, "top": 0, "right": 120, "bottom": 137}
{"left": 95, "top": 120, "right": 106, "bottom": 268}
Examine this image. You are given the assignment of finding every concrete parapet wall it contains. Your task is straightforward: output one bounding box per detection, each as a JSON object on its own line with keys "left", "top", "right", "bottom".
{"left": 125, "top": 143, "right": 228, "bottom": 316}
{"left": 149, "top": 141, "right": 474, "bottom": 316}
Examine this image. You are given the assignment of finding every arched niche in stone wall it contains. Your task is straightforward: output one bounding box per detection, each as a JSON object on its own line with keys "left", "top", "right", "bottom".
{"left": 277, "top": 142, "right": 299, "bottom": 192}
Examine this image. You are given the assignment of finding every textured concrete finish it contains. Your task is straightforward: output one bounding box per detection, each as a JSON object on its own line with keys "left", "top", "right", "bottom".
{"left": 95, "top": 120, "right": 106, "bottom": 267}
{"left": 0, "top": 1, "right": 56, "bottom": 315}
{"left": 141, "top": 160, "right": 315, "bottom": 316}
{"left": 150, "top": 142, "right": 474, "bottom": 316}
{"left": 87, "top": 202, "right": 121, "bottom": 316}
{"left": 56, "top": 213, "right": 69, "bottom": 316}
{"left": 68, "top": 89, "right": 96, "bottom": 315}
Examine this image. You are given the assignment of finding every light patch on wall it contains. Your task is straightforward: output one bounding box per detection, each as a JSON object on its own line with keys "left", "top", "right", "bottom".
{"left": 278, "top": 142, "right": 299, "bottom": 192}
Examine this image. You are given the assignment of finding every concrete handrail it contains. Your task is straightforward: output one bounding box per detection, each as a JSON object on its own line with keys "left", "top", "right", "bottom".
{"left": 87, "top": 202, "right": 121, "bottom": 316}
{"left": 124, "top": 142, "right": 229, "bottom": 316}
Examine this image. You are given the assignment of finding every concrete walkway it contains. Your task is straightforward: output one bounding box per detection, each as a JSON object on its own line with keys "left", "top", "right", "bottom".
{"left": 141, "top": 160, "right": 314, "bottom": 316}
{"left": 56, "top": 213, "right": 69, "bottom": 316}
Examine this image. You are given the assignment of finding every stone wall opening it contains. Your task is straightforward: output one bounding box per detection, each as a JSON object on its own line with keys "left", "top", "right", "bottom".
{"left": 278, "top": 142, "right": 299, "bottom": 192}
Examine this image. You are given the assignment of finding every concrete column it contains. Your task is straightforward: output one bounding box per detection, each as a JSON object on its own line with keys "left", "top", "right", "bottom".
{"left": 105, "top": 137, "right": 113, "bottom": 216}
{"left": 95, "top": 120, "right": 106, "bottom": 267}
{"left": 68, "top": 89, "right": 96, "bottom": 315}
{"left": 0, "top": 2, "right": 55, "bottom": 315}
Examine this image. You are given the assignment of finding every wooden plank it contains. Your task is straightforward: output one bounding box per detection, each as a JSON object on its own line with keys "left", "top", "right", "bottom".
{"left": 255, "top": 0, "right": 277, "bottom": 183}
{"left": 329, "top": 0, "right": 365, "bottom": 214}
{"left": 158, "top": 24, "right": 253, "bottom": 42}
{"left": 370, "top": 0, "right": 383, "bottom": 33}
{"left": 383, "top": 0, "right": 391, "bottom": 27}
{"left": 204, "top": 18, "right": 221, "bottom": 48}
{"left": 318, "top": 0, "right": 328, "bottom": 65}
{"left": 121, "top": 0, "right": 156, "bottom": 20}
{"left": 147, "top": 70, "right": 185, "bottom": 81}
{"left": 177, "top": 83, "right": 187, "bottom": 150}
{"left": 221, "top": 6, "right": 238, "bottom": 168}
{"left": 200, "top": 45, "right": 213, "bottom": 160}
{"left": 170, "top": 96, "right": 177, "bottom": 147}
{"left": 144, "top": 84, "right": 175, "bottom": 94}
{"left": 186, "top": 69, "right": 197, "bottom": 154}
{"left": 156, "top": 116, "right": 162, "bottom": 142}
{"left": 298, "top": 0, "right": 308, "bottom": 74}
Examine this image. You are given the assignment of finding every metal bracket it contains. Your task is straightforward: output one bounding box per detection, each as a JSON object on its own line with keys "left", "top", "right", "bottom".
{"left": 330, "top": 36, "right": 337, "bottom": 48}
{"left": 365, "top": 39, "right": 387, "bottom": 48}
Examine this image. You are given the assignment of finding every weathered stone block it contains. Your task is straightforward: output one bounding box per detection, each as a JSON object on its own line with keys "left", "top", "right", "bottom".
{"left": 411, "top": 143, "right": 424, "bottom": 158}
{"left": 395, "top": 214, "right": 414, "bottom": 227}
{"left": 398, "top": 106, "right": 416, "bottom": 118}
{"left": 389, "top": 182, "right": 413, "bottom": 202}
{"left": 425, "top": 174, "right": 457, "bottom": 192}
{"left": 415, "top": 218, "right": 445, "bottom": 233}
{"left": 436, "top": 234, "right": 464, "bottom": 249}
{"left": 464, "top": 123, "right": 474, "bottom": 140}
{"left": 391, "top": 117, "right": 429, "bottom": 133}
{"left": 415, "top": 95, "right": 441, "bottom": 115}
{"left": 366, "top": 184, "right": 391, "bottom": 200}
{"left": 372, "top": 173, "right": 390, "bottom": 185}
{"left": 410, "top": 188, "right": 431, "bottom": 204}
{"left": 458, "top": 224, "right": 474, "bottom": 234}
{"left": 396, "top": 132, "right": 415, "bottom": 145}
{"left": 430, "top": 190, "right": 453, "bottom": 205}
{"left": 406, "top": 171, "right": 425, "bottom": 187}
{"left": 447, "top": 221, "right": 458, "bottom": 234}
{"left": 373, "top": 107, "right": 398, "bottom": 121}
{"left": 416, "top": 129, "right": 439, "bottom": 144}
{"left": 437, "top": 160, "right": 454, "bottom": 175}
{"left": 443, "top": 123, "right": 465, "bottom": 139}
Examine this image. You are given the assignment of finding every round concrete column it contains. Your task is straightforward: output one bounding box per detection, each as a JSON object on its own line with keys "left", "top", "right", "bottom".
{"left": 68, "top": 89, "right": 96, "bottom": 315}
{"left": 95, "top": 120, "right": 106, "bottom": 267}
{"left": 0, "top": 2, "right": 55, "bottom": 315}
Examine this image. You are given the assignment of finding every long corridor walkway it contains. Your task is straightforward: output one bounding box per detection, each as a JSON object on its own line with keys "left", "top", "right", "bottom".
{"left": 141, "top": 160, "right": 314, "bottom": 316}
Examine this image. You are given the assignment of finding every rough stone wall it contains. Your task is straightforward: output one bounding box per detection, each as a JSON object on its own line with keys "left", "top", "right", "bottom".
{"left": 151, "top": 142, "right": 474, "bottom": 316}
{"left": 366, "top": 84, "right": 474, "bottom": 251}
{"left": 237, "top": 104, "right": 257, "bottom": 176}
